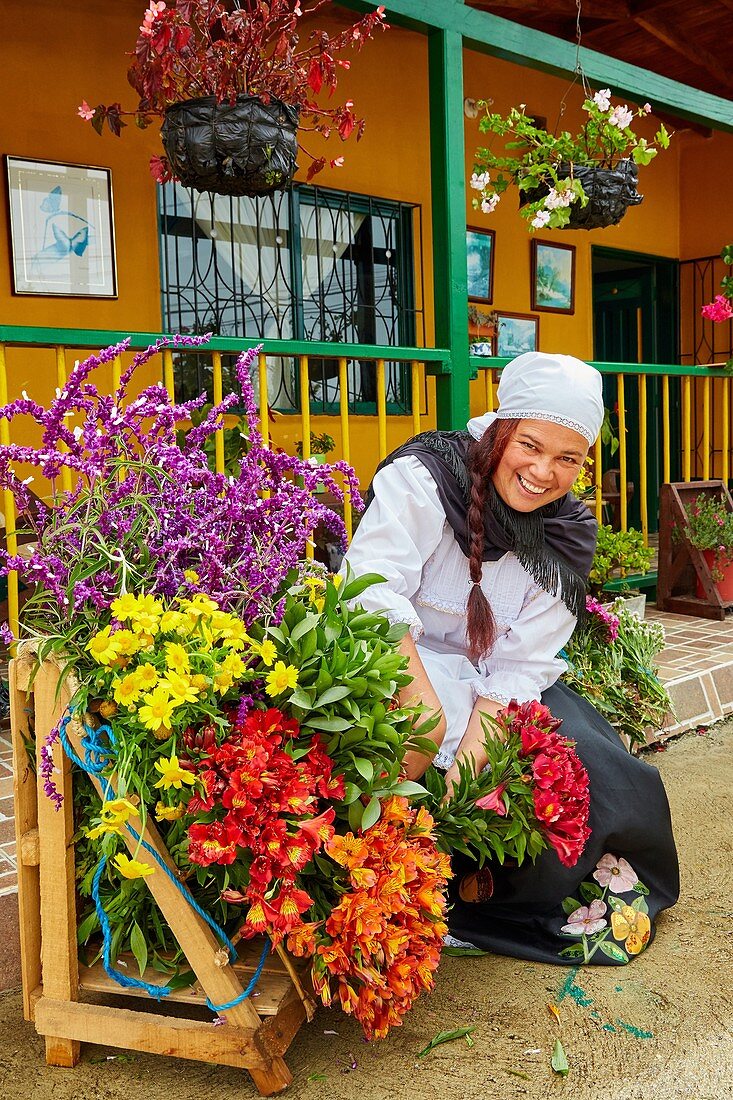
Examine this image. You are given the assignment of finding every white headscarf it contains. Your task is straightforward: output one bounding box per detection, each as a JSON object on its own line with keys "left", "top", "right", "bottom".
{"left": 467, "top": 352, "right": 604, "bottom": 447}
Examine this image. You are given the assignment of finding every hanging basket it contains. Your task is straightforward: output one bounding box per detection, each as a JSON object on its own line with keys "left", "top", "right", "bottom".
{"left": 523, "top": 158, "right": 644, "bottom": 230}
{"left": 161, "top": 94, "right": 299, "bottom": 197}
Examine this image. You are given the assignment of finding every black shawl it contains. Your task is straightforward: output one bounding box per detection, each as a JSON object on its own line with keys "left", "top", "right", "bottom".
{"left": 365, "top": 430, "right": 597, "bottom": 618}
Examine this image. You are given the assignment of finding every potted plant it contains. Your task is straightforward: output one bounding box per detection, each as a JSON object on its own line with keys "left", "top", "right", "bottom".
{"left": 78, "top": 0, "right": 387, "bottom": 195}
{"left": 681, "top": 492, "right": 733, "bottom": 601}
{"left": 468, "top": 303, "right": 498, "bottom": 356}
{"left": 588, "top": 525, "right": 654, "bottom": 616}
{"left": 469, "top": 89, "right": 671, "bottom": 231}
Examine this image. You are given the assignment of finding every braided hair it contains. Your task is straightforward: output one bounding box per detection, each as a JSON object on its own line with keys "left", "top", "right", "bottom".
{"left": 466, "top": 418, "right": 520, "bottom": 658}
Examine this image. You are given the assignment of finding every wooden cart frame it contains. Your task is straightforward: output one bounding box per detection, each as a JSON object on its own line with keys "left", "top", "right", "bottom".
{"left": 11, "top": 651, "right": 316, "bottom": 1095}
{"left": 657, "top": 480, "right": 733, "bottom": 621}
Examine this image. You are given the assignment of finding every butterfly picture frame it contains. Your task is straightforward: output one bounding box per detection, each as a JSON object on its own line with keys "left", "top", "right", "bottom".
{"left": 5, "top": 156, "right": 117, "bottom": 297}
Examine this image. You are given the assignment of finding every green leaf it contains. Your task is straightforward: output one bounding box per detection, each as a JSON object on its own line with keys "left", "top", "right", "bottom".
{"left": 289, "top": 613, "right": 320, "bottom": 643}
{"left": 561, "top": 896, "right": 583, "bottom": 916}
{"left": 390, "top": 780, "right": 429, "bottom": 798}
{"left": 353, "top": 757, "right": 374, "bottom": 784}
{"left": 304, "top": 716, "right": 351, "bottom": 732}
{"left": 558, "top": 943, "right": 585, "bottom": 959}
{"left": 631, "top": 895, "right": 649, "bottom": 914}
{"left": 608, "top": 895, "right": 626, "bottom": 912}
{"left": 551, "top": 1038, "right": 569, "bottom": 1077}
{"left": 417, "top": 1027, "right": 475, "bottom": 1058}
{"left": 289, "top": 687, "right": 315, "bottom": 709}
{"left": 342, "top": 782, "right": 363, "bottom": 805}
{"left": 634, "top": 879, "right": 650, "bottom": 895}
{"left": 441, "top": 946, "right": 490, "bottom": 957}
{"left": 579, "top": 880, "right": 603, "bottom": 903}
{"left": 165, "top": 968, "right": 198, "bottom": 992}
{"left": 339, "top": 572, "right": 386, "bottom": 602}
{"left": 598, "top": 940, "right": 629, "bottom": 963}
{"left": 361, "top": 795, "right": 381, "bottom": 831}
{"left": 129, "top": 922, "right": 148, "bottom": 978}
{"left": 314, "top": 685, "right": 352, "bottom": 707}
{"left": 347, "top": 799, "right": 364, "bottom": 832}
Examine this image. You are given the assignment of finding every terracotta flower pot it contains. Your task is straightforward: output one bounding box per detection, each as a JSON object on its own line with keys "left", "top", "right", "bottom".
{"left": 161, "top": 94, "right": 299, "bottom": 197}
{"left": 695, "top": 549, "right": 733, "bottom": 601}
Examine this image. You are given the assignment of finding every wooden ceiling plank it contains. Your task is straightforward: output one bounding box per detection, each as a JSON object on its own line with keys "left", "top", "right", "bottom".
{"left": 634, "top": 14, "right": 733, "bottom": 93}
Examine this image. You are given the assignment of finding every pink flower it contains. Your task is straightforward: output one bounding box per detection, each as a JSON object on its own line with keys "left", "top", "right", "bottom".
{"left": 609, "top": 104, "right": 634, "bottom": 130}
{"left": 701, "top": 295, "right": 733, "bottom": 324}
{"left": 77, "top": 101, "right": 95, "bottom": 121}
{"left": 643, "top": 102, "right": 652, "bottom": 114}
{"left": 593, "top": 88, "right": 611, "bottom": 112}
{"left": 475, "top": 783, "right": 507, "bottom": 816}
{"left": 560, "top": 899, "right": 608, "bottom": 936}
{"left": 592, "top": 853, "right": 638, "bottom": 893}
{"left": 329, "top": 157, "right": 344, "bottom": 168}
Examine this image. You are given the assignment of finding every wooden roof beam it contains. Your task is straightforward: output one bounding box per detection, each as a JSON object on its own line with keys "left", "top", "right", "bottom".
{"left": 634, "top": 14, "right": 733, "bottom": 95}
{"left": 337, "top": 0, "right": 733, "bottom": 130}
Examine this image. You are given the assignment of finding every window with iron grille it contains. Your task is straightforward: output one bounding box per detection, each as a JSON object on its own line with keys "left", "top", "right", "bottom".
{"left": 159, "top": 183, "right": 425, "bottom": 413}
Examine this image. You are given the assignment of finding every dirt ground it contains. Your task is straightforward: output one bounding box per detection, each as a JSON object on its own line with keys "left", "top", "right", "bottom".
{"left": 1, "top": 724, "right": 732, "bottom": 1100}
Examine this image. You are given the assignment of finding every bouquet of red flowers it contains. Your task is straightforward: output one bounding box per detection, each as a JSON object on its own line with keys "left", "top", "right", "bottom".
{"left": 427, "top": 699, "right": 591, "bottom": 869}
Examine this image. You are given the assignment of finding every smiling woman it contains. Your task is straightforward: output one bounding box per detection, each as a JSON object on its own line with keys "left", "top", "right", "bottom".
{"left": 343, "top": 351, "right": 680, "bottom": 966}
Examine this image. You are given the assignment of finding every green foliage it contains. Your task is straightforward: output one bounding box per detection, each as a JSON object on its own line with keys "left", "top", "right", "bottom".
{"left": 562, "top": 604, "right": 672, "bottom": 747}
{"left": 295, "top": 431, "right": 336, "bottom": 457}
{"left": 250, "top": 569, "right": 440, "bottom": 833}
{"left": 588, "top": 525, "right": 654, "bottom": 593}
{"left": 471, "top": 93, "right": 671, "bottom": 230}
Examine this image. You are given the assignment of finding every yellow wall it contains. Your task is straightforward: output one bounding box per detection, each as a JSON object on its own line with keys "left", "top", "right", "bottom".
{"left": 0, "top": 2, "right": 716, "bottom": 487}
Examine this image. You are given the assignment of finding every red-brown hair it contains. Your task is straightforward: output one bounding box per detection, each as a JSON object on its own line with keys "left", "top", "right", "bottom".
{"left": 466, "top": 418, "right": 520, "bottom": 659}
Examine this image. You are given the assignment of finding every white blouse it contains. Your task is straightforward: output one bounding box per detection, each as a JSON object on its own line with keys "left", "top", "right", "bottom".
{"left": 343, "top": 457, "right": 577, "bottom": 732}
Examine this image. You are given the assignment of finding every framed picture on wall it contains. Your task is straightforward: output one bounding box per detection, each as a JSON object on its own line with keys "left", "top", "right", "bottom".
{"left": 5, "top": 155, "right": 117, "bottom": 297}
{"left": 530, "top": 238, "right": 576, "bottom": 314}
{"left": 496, "top": 311, "right": 539, "bottom": 357}
{"left": 466, "top": 227, "right": 495, "bottom": 303}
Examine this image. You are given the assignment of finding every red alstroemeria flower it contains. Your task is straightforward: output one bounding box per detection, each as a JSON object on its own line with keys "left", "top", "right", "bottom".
{"left": 475, "top": 782, "right": 508, "bottom": 816}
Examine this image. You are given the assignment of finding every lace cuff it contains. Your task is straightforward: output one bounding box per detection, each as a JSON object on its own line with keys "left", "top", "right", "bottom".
{"left": 472, "top": 683, "right": 513, "bottom": 707}
{"left": 382, "top": 607, "right": 424, "bottom": 642}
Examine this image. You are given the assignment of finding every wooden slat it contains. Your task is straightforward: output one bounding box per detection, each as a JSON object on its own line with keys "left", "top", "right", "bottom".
{"left": 338, "top": 357, "right": 353, "bottom": 542}
{"left": 34, "top": 661, "right": 80, "bottom": 1066}
{"left": 34, "top": 998, "right": 265, "bottom": 1072}
{"left": 10, "top": 660, "right": 41, "bottom": 1021}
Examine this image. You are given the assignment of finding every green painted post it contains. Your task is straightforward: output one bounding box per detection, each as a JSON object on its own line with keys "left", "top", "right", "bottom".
{"left": 428, "top": 27, "right": 471, "bottom": 431}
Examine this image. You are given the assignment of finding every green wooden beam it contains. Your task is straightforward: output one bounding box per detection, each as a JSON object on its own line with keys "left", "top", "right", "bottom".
{"left": 339, "top": 0, "right": 733, "bottom": 130}
{"left": 428, "top": 28, "right": 472, "bottom": 430}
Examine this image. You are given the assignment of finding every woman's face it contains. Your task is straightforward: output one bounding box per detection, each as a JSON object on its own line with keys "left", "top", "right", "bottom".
{"left": 491, "top": 419, "right": 588, "bottom": 512}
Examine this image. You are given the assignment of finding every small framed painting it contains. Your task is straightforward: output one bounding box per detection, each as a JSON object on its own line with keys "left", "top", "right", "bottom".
{"left": 496, "top": 312, "right": 539, "bottom": 357}
{"left": 5, "top": 155, "right": 117, "bottom": 297}
{"left": 530, "top": 238, "right": 576, "bottom": 314}
{"left": 466, "top": 227, "right": 495, "bottom": 304}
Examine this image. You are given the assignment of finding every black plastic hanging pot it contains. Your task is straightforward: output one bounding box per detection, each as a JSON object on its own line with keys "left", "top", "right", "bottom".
{"left": 523, "top": 158, "right": 644, "bottom": 230}
{"left": 160, "top": 94, "right": 299, "bottom": 197}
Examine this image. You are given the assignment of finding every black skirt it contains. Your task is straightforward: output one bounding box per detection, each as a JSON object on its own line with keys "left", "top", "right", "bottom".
{"left": 446, "top": 681, "right": 680, "bottom": 965}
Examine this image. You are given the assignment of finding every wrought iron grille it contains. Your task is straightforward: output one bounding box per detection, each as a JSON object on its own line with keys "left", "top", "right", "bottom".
{"left": 159, "top": 183, "right": 425, "bottom": 413}
{"left": 679, "top": 254, "right": 733, "bottom": 366}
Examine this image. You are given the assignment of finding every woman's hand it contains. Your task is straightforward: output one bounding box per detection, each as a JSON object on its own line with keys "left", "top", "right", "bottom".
{"left": 442, "top": 695, "right": 506, "bottom": 797}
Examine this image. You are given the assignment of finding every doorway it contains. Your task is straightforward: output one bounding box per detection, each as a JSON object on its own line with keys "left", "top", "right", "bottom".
{"left": 592, "top": 247, "right": 679, "bottom": 532}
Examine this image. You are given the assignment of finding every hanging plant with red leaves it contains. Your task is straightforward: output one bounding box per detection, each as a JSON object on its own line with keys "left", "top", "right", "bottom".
{"left": 78, "top": 0, "right": 388, "bottom": 183}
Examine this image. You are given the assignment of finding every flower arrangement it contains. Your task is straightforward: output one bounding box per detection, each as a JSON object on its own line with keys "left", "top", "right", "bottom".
{"left": 588, "top": 525, "right": 654, "bottom": 596}
{"left": 78, "top": 0, "right": 387, "bottom": 183}
{"left": 561, "top": 597, "right": 671, "bottom": 747}
{"left": 426, "top": 700, "right": 591, "bottom": 869}
{"left": 681, "top": 492, "right": 733, "bottom": 582}
{"left": 1, "top": 341, "right": 594, "bottom": 1043}
{"left": 470, "top": 88, "right": 670, "bottom": 230}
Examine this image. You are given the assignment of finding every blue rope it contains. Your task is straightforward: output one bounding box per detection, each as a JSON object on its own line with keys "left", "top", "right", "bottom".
{"left": 60, "top": 705, "right": 269, "bottom": 1011}
{"left": 91, "top": 855, "right": 171, "bottom": 1000}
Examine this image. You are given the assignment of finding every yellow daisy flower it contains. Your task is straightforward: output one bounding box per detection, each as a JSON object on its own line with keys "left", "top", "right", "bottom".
{"left": 112, "top": 671, "right": 144, "bottom": 708}
{"left": 153, "top": 754, "right": 197, "bottom": 790}
{"left": 161, "top": 670, "right": 199, "bottom": 707}
{"left": 165, "top": 642, "right": 190, "bottom": 674}
{"left": 136, "top": 594, "right": 165, "bottom": 617}
{"left": 109, "top": 629, "right": 141, "bottom": 657}
{"left": 265, "top": 661, "right": 299, "bottom": 698}
{"left": 159, "top": 609, "right": 186, "bottom": 635}
{"left": 191, "top": 673, "right": 209, "bottom": 691}
{"left": 110, "top": 593, "right": 139, "bottom": 622}
{"left": 155, "top": 801, "right": 185, "bottom": 822}
{"left": 138, "top": 687, "right": 176, "bottom": 735}
{"left": 101, "top": 797, "right": 139, "bottom": 825}
{"left": 183, "top": 569, "right": 200, "bottom": 584}
{"left": 213, "top": 670, "right": 234, "bottom": 696}
{"left": 137, "top": 663, "right": 159, "bottom": 690}
{"left": 86, "top": 819, "right": 124, "bottom": 839}
{"left": 113, "top": 853, "right": 155, "bottom": 880}
{"left": 256, "top": 639, "right": 277, "bottom": 667}
{"left": 130, "top": 610, "right": 161, "bottom": 637}
{"left": 98, "top": 700, "right": 118, "bottom": 718}
{"left": 86, "top": 627, "right": 118, "bottom": 666}
{"left": 221, "top": 652, "right": 245, "bottom": 679}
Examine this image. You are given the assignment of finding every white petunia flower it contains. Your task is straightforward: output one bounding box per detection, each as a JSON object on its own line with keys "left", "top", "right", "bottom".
{"left": 531, "top": 209, "right": 551, "bottom": 228}
{"left": 609, "top": 105, "right": 634, "bottom": 130}
{"left": 470, "top": 170, "right": 491, "bottom": 191}
{"left": 594, "top": 88, "right": 612, "bottom": 111}
{"left": 480, "top": 192, "right": 500, "bottom": 213}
